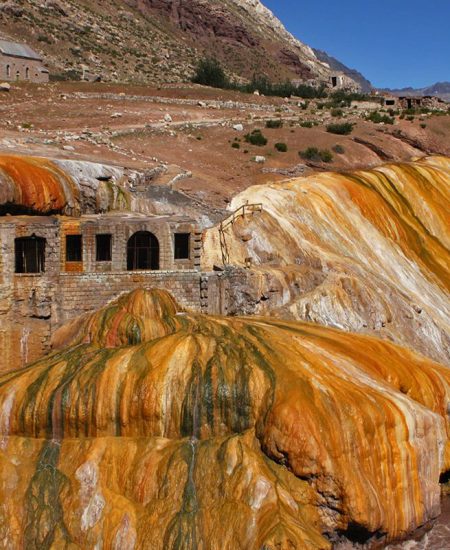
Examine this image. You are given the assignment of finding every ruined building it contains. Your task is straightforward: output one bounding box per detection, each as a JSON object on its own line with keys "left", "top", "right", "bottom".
{"left": 0, "top": 155, "right": 207, "bottom": 370}
{"left": 0, "top": 39, "right": 49, "bottom": 83}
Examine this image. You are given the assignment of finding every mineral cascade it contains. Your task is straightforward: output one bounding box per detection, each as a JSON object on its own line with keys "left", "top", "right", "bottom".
{"left": 0, "top": 288, "right": 449, "bottom": 549}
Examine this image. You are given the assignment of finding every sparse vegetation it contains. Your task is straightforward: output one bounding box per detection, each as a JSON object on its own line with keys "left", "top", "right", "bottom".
{"left": 266, "top": 119, "right": 283, "bottom": 129}
{"left": 192, "top": 57, "right": 228, "bottom": 88}
{"left": 300, "top": 121, "right": 314, "bottom": 128}
{"left": 366, "top": 111, "right": 395, "bottom": 125}
{"left": 299, "top": 147, "right": 334, "bottom": 163}
{"left": 244, "top": 129, "right": 268, "bottom": 146}
{"left": 326, "top": 122, "right": 355, "bottom": 135}
{"left": 231, "top": 142, "right": 240, "bottom": 149}
{"left": 331, "top": 108, "right": 344, "bottom": 117}
{"left": 332, "top": 144, "right": 345, "bottom": 154}
{"left": 274, "top": 142, "right": 288, "bottom": 152}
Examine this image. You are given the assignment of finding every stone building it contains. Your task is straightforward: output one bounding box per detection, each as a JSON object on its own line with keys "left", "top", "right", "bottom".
{"left": 0, "top": 212, "right": 205, "bottom": 370}
{"left": 0, "top": 39, "right": 49, "bottom": 83}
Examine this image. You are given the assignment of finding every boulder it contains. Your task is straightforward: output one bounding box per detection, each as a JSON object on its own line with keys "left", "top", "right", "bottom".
{"left": 0, "top": 83, "right": 11, "bottom": 92}
{"left": 233, "top": 123, "right": 244, "bottom": 131}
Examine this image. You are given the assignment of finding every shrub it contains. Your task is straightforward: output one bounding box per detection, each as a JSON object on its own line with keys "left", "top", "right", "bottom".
{"left": 407, "top": 115, "right": 415, "bottom": 122}
{"left": 275, "top": 142, "right": 288, "bottom": 152}
{"left": 326, "top": 122, "right": 354, "bottom": 135}
{"left": 266, "top": 119, "right": 283, "bottom": 129}
{"left": 244, "top": 129, "right": 268, "bottom": 146}
{"left": 299, "top": 147, "right": 320, "bottom": 161}
{"left": 299, "top": 147, "right": 333, "bottom": 163}
{"left": 192, "top": 58, "right": 228, "bottom": 88}
{"left": 320, "top": 149, "right": 333, "bottom": 163}
{"left": 420, "top": 123, "right": 427, "bottom": 129}
{"left": 331, "top": 108, "right": 344, "bottom": 117}
{"left": 367, "top": 111, "right": 394, "bottom": 125}
{"left": 300, "top": 121, "right": 314, "bottom": 128}
{"left": 332, "top": 144, "right": 345, "bottom": 154}
{"left": 231, "top": 142, "right": 240, "bottom": 149}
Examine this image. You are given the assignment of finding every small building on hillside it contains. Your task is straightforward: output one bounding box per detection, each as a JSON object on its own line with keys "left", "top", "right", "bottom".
{"left": 0, "top": 39, "right": 49, "bottom": 83}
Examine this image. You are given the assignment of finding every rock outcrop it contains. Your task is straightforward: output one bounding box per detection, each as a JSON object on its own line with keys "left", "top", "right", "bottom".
{"left": 0, "top": 155, "right": 130, "bottom": 216}
{"left": 203, "top": 156, "right": 450, "bottom": 366}
{"left": 0, "top": 288, "right": 449, "bottom": 548}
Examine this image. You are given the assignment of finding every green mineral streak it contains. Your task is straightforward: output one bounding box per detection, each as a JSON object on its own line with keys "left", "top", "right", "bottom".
{"left": 163, "top": 439, "right": 199, "bottom": 550}
{"left": 24, "top": 440, "right": 72, "bottom": 550}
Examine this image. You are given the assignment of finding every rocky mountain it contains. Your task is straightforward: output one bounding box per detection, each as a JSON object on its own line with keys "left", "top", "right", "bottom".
{"left": 384, "top": 82, "right": 450, "bottom": 102}
{"left": 313, "top": 48, "right": 373, "bottom": 92}
{"left": 0, "top": 0, "right": 356, "bottom": 86}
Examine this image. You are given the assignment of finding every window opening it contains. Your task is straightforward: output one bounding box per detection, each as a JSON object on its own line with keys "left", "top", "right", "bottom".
{"left": 127, "top": 231, "right": 159, "bottom": 270}
{"left": 96, "top": 234, "right": 112, "bottom": 262}
{"left": 66, "top": 234, "right": 82, "bottom": 262}
{"left": 174, "top": 233, "right": 190, "bottom": 260}
{"left": 15, "top": 236, "right": 46, "bottom": 273}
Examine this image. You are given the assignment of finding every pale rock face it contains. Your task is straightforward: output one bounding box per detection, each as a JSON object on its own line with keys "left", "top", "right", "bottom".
{"left": 203, "top": 156, "right": 450, "bottom": 366}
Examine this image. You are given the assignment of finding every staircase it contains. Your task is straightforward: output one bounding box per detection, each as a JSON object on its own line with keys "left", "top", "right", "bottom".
{"left": 219, "top": 203, "right": 263, "bottom": 265}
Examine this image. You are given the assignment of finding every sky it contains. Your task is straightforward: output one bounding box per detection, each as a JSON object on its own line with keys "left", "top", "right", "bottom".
{"left": 263, "top": 0, "right": 450, "bottom": 89}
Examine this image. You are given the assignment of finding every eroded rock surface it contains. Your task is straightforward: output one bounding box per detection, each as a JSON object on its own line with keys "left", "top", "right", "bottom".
{"left": 203, "top": 156, "right": 450, "bottom": 365}
{"left": 0, "top": 289, "right": 449, "bottom": 548}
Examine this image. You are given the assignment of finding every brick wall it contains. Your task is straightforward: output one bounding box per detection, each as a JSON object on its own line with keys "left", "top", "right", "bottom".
{"left": 0, "top": 216, "right": 204, "bottom": 371}
{"left": 0, "top": 55, "right": 49, "bottom": 83}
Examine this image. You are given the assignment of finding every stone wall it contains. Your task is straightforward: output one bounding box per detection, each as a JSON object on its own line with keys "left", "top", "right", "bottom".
{"left": 0, "top": 215, "right": 204, "bottom": 371}
{"left": 0, "top": 55, "right": 49, "bottom": 83}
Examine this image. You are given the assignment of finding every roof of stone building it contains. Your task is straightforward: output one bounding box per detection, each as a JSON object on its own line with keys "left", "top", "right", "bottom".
{"left": 0, "top": 39, "right": 42, "bottom": 61}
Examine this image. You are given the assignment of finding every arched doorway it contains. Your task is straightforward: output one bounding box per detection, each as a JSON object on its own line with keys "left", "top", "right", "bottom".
{"left": 127, "top": 231, "right": 159, "bottom": 270}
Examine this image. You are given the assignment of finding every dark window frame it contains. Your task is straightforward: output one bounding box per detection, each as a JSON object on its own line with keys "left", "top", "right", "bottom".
{"left": 15, "top": 236, "right": 46, "bottom": 274}
{"left": 66, "top": 234, "right": 83, "bottom": 262}
{"left": 127, "top": 231, "right": 159, "bottom": 271}
{"left": 95, "top": 233, "right": 112, "bottom": 262}
{"left": 174, "top": 233, "right": 191, "bottom": 260}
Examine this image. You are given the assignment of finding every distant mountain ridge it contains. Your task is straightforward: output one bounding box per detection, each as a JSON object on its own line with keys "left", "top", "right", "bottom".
{"left": 384, "top": 82, "right": 450, "bottom": 102}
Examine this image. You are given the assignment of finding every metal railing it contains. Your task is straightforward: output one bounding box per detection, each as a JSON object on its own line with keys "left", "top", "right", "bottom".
{"left": 219, "top": 203, "right": 263, "bottom": 265}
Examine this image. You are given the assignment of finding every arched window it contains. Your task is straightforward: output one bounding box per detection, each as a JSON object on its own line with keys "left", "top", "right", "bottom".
{"left": 6, "top": 65, "right": 10, "bottom": 78}
{"left": 15, "top": 236, "right": 46, "bottom": 273}
{"left": 25, "top": 67, "right": 30, "bottom": 80}
{"left": 127, "top": 231, "right": 159, "bottom": 271}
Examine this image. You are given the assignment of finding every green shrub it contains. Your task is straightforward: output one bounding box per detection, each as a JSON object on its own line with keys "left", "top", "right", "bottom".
{"left": 274, "top": 142, "right": 288, "bottom": 152}
{"left": 231, "top": 142, "right": 240, "bottom": 149}
{"left": 367, "top": 111, "right": 394, "bottom": 125}
{"left": 332, "top": 144, "right": 345, "bottom": 154}
{"left": 320, "top": 149, "right": 333, "bottom": 163}
{"left": 266, "top": 119, "right": 283, "bottom": 129}
{"left": 299, "top": 147, "right": 320, "bottom": 161}
{"left": 300, "top": 121, "right": 314, "bottom": 128}
{"left": 192, "top": 58, "right": 228, "bottom": 88}
{"left": 244, "top": 129, "right": 268, "bottom": 146}
{"left": 326, "top": 122, "right": 355, "bottom": 135}
{"left": 420, "top": 123, "right": 427, "bottom": 129}
{"left": 407, "top": 115, "right": 415, "bottom": 121}
{"left": 299, "top": 147, "right": 333, "bottom": 163}
{"left": 331, "top": 108, "right": 344, "bottom": 117}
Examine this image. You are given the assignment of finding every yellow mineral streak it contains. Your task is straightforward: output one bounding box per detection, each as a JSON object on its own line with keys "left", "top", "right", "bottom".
{"left": 203, "top": 156, "right": 450, "bottom": 364}
{"left": 0, "top": 289, "right": 448, "bottom": 548}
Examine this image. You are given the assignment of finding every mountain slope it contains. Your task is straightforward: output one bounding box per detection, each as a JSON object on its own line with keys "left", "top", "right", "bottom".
{"left": 0, "top": 0, "right": 353, "bottom": 86}
{"left": 313, "top": 48, "right": 373, "bottom": 92}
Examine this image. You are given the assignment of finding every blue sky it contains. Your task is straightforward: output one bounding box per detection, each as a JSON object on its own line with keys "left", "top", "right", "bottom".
{"left": 263, "top": 0, "right": 450, "bottom": 89}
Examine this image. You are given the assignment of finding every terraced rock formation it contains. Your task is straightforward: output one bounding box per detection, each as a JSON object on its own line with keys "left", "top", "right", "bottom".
{"left": 0, "top": 288, "right": 449, "bottom": 548}
{"left": 203, "top": 156, "right": 450, "bottom": 366}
